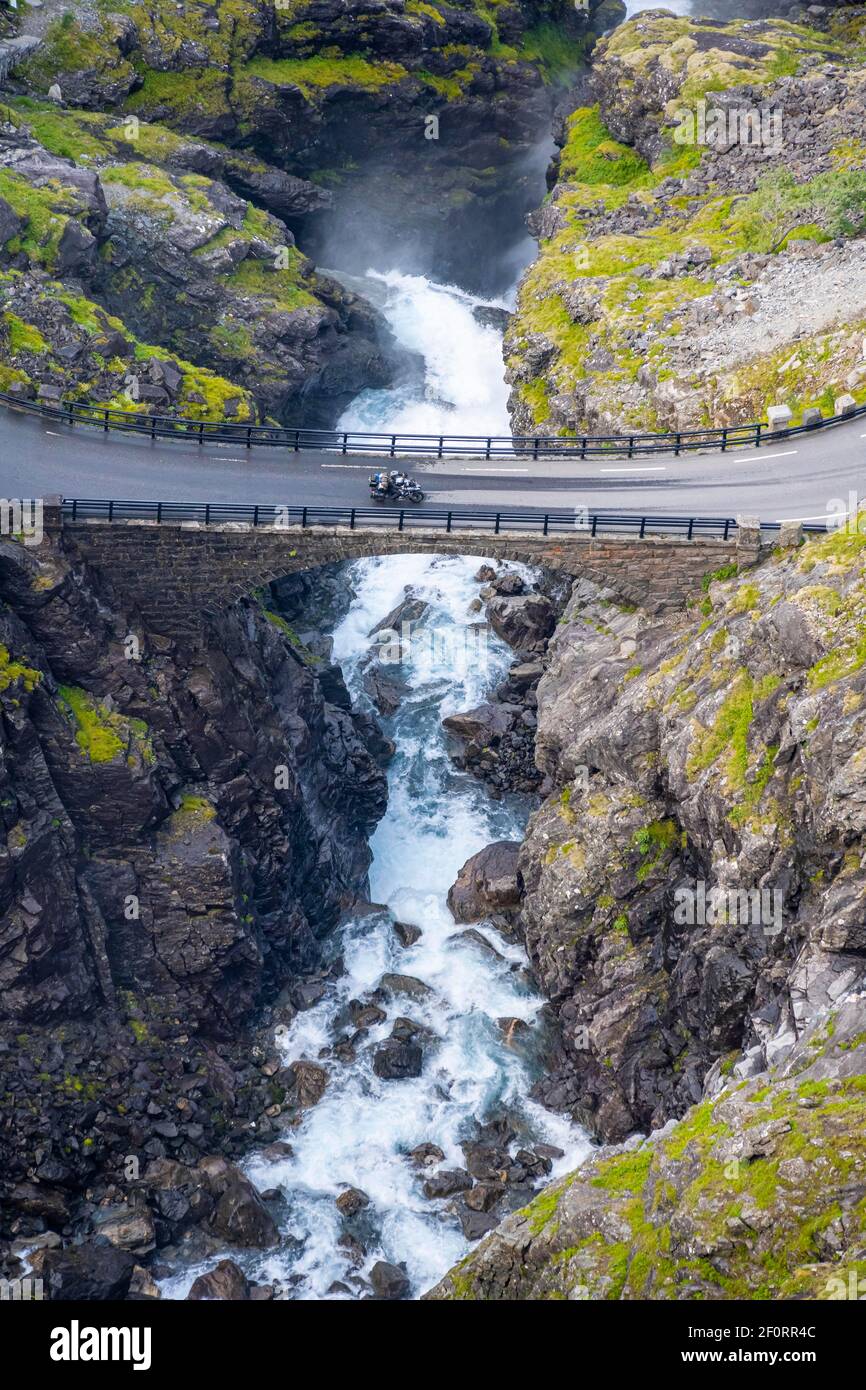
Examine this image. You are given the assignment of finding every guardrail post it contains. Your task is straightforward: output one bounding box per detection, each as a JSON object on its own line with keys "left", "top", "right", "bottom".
{"left": 543, "top": 514, "right": 549, "bottom": 536}
{"left": 438, "top": 436, "right": 444, "bottom": 459}
{"left": 755, "top": 423, "right": 762, "bottom": 447}
{"left": 108, "top": 500, "right": 114, "bottom": 521}
{"left": 342, "top": 433, "right": 348, "bottom": 456}
{"left": 721, "top": 427, "right": 728, "bottom": 453}
{"left": 246, "top": 428, "right": 252, "bottom": 450}
{"left": 253, "top": 505, "right": 259, "bottom": 526}
{"left": 628, "top": 436, "right": 635, "bottom": 459}
{"left": 157, "top": 502, "right": 162, "bottom": 522}
{"left": 294, "top": 431, "right": 300, "bottom": 452}
{"left": 301, "top": 507, "right": 307, "bottom": 527}
{"left": 723, "top": 519, "right": 730, "bottom": 540}
{"left": 486, "top": 438, "right": 492, "bottom": 461}
{"left": 446, "top": 511, "right": 452, "bottom": 533}
{"left": 205, "top": 504, "right": 210, "bottom": 524}
{"left": 533, "top": 438, "right": 539, "bottom": 461}
{"left": 390, "top": 436, "right": 396, "bottom": 458}
{"left": 580, "top": 437, "right": 587, "bottom": 461}
{"left": 687, "top": 518, "right": 694, "bottom": 539}
{"left": 398, "top": 509, "right": 405, "bottom": 532}
{"left": 591, "top": 514, "right": 598, "bottom": 537}
{"left": 675, "top": 433, "right": 681, "bottom": 456}
{"left": 639, "top": 516, "right": 646, "bottom": 538}
{"left": 103, "top": 410, "right": 110, "bottom": 433}
{"left": 350, "top": 508, "right": 356, "bottom": 529}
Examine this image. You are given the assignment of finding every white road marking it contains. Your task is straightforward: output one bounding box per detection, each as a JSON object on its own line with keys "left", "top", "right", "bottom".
{"left": 321, "top": 463, "right": 376, "bottom": 469}
{"left": 45, "top": 430, "right": 61, "bottom": 437}
{"left": 462, "top": 468, "right": 530, "bottom": 474}
{"left": 600, "top": 466, "right": 666, "bottom": 473}
{"left": 717, "top": 449, "right": 798, "bottom": 463}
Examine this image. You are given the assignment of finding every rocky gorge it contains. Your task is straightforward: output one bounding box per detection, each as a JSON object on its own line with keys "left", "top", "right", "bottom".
{"left": 0, "top": 0, "right": 865, "bottom": 1310}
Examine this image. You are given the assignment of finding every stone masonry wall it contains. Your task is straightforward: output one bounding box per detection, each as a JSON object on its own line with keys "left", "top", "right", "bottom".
{"left": 45, "top": 504, "right": 763, "bottom": 637}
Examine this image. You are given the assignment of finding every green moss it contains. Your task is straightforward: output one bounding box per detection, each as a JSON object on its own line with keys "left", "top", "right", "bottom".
{"left": 0, "top": 646, "right": 41, "bottom": 695}
{"left": 0, "top": 167, "right": 78, "bottom": 269}
{"left": 226, "top": 254, "right": 316, "bottom": 314}
{"left": 559, "top": 106, "right": 651, "bottom": 189}
{"left": 177, "top": 794, "right": 216, "bottom": 822}
{"left": 3, "top": 312, "right": 49, "bottom": 355}
{"left": 57, "top": 685, "right": 153, "bottom": 765}
{"left": 241, "top": 53, "right": 408, "bottom": 98}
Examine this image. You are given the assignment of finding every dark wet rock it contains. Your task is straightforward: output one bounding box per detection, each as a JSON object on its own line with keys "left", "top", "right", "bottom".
{"left": 455, "top": 928, "right": 507, "bottom": 961}
{"left": 361, "top": 663, "right": 408, "bottom": 718}
{"left": 379, "top": 973, "right": 434, "bottom": 1001}
{"left": 475, "top": 565, "right": 497, "bottom": 583}
{"left": 188, "top": 1259, "right": 250, "bottom": 1301}
{"left": 408, "top": 1142, "right": 446, "bottom": 1168}
{"left": 423, "top": 1168, "right": 473, "bottom": 1199}
{"left": 370, "top": 1260, "right": 410, "bottom": 1301}
{"left": 491, "top": 571, "right": 526, "bottom": 597}
{"left": 487, "top": 594, "right": 557, "bottom": 652}
{"left": 335, "top": 1187, "right": 370, "bottom": 1218}
{"left": 372, "top": 1038, "right": 423, "bottom": 1081}
{"left": 368, "top": 592, "right": 430, "bottom": 639}
{"left": 40, "top": 1244, "right": 136, "bottom": 1301}
{"left": 90, "top": 1202, "right": 156, "bottom": 1254}
{"left": 447, "top": 842, "right": 523, "bottom": 923}
{"left": 464, "top": 1182, "right": 506, "bottom": 1212}
{"left": 199, "top": 1158, "right": 279, "bottom": 1249}
{"left": 347, "top": 999, "right": 388, "bottom": 1030}
{"left": 392, "top": 921, "right": 423, "bottom": 948}
{"left": 258, "top": 1141, "right": 294, "bottom": 1163}
{"left": 457, "top": 1206, "right": 500, "bottom": 1241}
{"left": 498, "top": 1017, "right": 531, "bottom": 1044}
{"left": 286, "top": 1061, "right": 329, "bottom": 1109}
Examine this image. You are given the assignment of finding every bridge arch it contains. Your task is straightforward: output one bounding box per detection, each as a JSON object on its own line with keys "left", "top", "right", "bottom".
{"left": 55, "top": 517, "right": 759, "bottom": 639}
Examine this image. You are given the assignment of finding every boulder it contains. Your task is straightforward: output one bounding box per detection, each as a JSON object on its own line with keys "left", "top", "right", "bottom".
{"left": 392, "top": 920, "right": 422, "bottom": 948}
{"left": 423, "top": 1168, "right": 473, "bottom": 1198}
{"left": 188, "top": 1259, "right": 251, "bottom": 1301}
{"left": 379, "top": 973, "right": 433, "bottom": 1001}
{"left": 447, "top": 841, "right": 522, "bottom": 923}
{"left": 373, "top": 1038, "right": 423, "bottom": 1080}
{"left": 199, "top": 1158, "right": 279, "bottom": 1249}
{"left": 370, "top": 1260, "right": 410, "bottom": 1300}
{"left": 335, "top": 1187, "right": 370, "bottom": 1218}
{"left": 486, "top": 594, "right": 556, "bottom": 651}
{"left": 41, "top": 1244, "right": 136, "bottom": 1301}
{"left": 287, "top": 1060, "right": 329, "bottom": 1108}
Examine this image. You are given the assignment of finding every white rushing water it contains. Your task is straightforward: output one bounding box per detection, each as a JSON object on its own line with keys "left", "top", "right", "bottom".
{"left": 336, "top": 269, "right": 513, "bottom": 438}
{"left": 166, "top": 555, "right": 589, "bottom": 1300}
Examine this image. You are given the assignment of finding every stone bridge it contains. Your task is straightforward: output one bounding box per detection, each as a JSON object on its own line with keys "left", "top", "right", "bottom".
{"left": 44, "top": 500, "right": 768, "bottom": 638}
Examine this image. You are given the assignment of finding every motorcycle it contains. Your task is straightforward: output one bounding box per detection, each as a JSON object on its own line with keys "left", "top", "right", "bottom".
{"left": 369, "top": 471, "right": 425, "bottom": 504}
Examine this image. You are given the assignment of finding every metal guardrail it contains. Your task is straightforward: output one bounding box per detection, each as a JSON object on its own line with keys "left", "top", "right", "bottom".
{"left": 60, "top": 498, "right": 828, "bottom": 540}
{"left": 5, "top": 391, "right": 866, "bottom": 461}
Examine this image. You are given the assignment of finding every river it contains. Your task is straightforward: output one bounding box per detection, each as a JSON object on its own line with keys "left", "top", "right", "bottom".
{"left": 164, "top": 554, "right": 589, "bottom": 1300}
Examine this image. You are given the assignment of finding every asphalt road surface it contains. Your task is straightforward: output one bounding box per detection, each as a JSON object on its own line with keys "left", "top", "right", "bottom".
{"left": 1, "top": 405, "right": 865, "bottom": 523}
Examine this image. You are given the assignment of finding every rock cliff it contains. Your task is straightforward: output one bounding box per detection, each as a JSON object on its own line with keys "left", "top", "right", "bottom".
{"left": 0, "top": 530, "right": 387, "bottom": 1283}
{"left": 433, "top": 518, "right": 866, "bottom": 1298}
{"left": 507, "top": 8, "right": 866, "bottom": 435}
